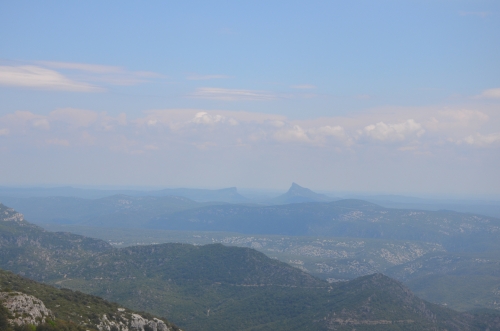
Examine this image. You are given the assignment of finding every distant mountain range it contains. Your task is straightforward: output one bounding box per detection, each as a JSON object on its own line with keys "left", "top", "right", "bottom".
{"left": 2, "top": 184, "right": 500, "bottom": 219}
{"left": 4, "top": 193, "right": 499, "bottom": 254}
{"left": 0, "top": 186, "right": 249, "bottom": 203}
{"left": 2, "top": 202, "right": 500, "bottom": 330}
{"left": 0, "top": 183, "right": 333, "bottom": 205}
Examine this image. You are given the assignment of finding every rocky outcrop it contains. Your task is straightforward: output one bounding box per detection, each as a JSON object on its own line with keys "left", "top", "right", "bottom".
{"left": 0, "top": 290, "right": 176, "bottom": 331}
{"left": 1, "top": 208, "right": 25, "bottom": 223}
{"left": 0, "top": 291, "right": 53, "bottom": 326}
{"left": 96, "top": 311, "right": 173, "bottom": 331}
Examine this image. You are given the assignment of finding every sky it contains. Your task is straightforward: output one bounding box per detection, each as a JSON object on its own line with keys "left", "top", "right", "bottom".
{"left": 0, "top": 1, "right": 499, "bottom": 196}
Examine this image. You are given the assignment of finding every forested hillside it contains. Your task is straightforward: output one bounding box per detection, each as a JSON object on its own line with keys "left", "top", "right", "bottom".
{"left": 2, "top": 202, "right": 500, "bottom": 330}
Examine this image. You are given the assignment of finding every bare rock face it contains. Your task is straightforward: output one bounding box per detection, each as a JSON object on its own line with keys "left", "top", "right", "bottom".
{"left": 97, "top": 311, "right": 173, "bottom": 331}
{"left": 0, "top": 289, "right": 177, "bottom": 331}
{"left": 130, "top": 313, "right": 170, "bottom": 331}
{"left": 1, "top": 208, "right": 25, "bottom": 223}
{"left": 0, "top": 291, "right": 54, "bottom": 326}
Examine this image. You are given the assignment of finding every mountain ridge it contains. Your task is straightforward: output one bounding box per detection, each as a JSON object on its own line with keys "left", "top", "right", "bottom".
{"left": 2, "top": 202, "right": 500, "bottom": 330}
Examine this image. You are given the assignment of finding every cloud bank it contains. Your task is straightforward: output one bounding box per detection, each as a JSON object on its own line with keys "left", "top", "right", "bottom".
{"left": 1, "top": 106, "right": 498, "bottom": 154}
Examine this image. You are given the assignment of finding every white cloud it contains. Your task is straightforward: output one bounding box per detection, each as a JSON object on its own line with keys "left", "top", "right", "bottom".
{"left": 40, "top": 61, "right": 161, "bottom": 86}
{"left": 190, "top": 87, "right": 277, "bottom": 101}
{"left": 425, "top": 109, "right": 489, "bottom": 137}
{"left": 192, "top": 112, "right": 225, "bottom": 125}
{"left": 313, "top": 125, "right": 345, "bottom": 138}
{"left": 39, "top": 61, "right": 124, "bottom": 74}
{"left": 0, "top": 65, "right": 102, "bottom": 92}
{"left": 274, "top": 125, "right": 310, "bottom": 143}
{"left": 364, "top": 119, "right": 425, "bottom": 141}
{"left": 461, "top": 133, "right": 500, "bottom": 147}
{"left": 32, "top": 118, "right": 50, "bottom": 130}
{"left": 1, "top": 106, "right": 499, "bottom": 157}
{"left": 310, "top": 125, "right": 353, "bottom": 145}
{"left": 479, "top": 88, "right": 500, "bottom": 99}
{"left": 270, "top": 124, "right": 352, "bottom": 146}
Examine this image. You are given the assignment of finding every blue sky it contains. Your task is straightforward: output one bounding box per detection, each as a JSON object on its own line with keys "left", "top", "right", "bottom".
{"left": 0, "top": 1, "right": 499, "bottom": 196}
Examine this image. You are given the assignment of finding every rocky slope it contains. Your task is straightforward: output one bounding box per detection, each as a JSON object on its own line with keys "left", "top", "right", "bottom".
{"left": 0, "top": 291, "right": 54, "bottom": 326}
{"left": 0, "top": 269, "right": 181, "bottom": 331}
{"left": 2, "top": 202, "right": 500, "bottom": 330}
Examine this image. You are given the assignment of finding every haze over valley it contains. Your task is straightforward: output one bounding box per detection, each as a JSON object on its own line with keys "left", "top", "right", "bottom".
{"left": 2, "top": 1, "right": 500, "bottom": 330}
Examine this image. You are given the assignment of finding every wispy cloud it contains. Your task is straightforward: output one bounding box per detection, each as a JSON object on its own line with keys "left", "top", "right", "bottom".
{"left": 1, "top": 105, "right": 499, "bottom": 155}
{"left": 186, "top": 74, "right": 230, "bottom": 81}
{"left": 455, "top": 133, "right": 500, "bottom": 147}
{"left": 40, "top": 61, "right": 162, "bottom": 86}
{"left": 39, "top": 61, "right": 124, "bottom": 74}
{"left": 478, "top": 88, "right": 500, "bottom": 99}
{"left": 190, "top": 87, "right": 278, "bottom": 101}
{"left": 363, "top": 119, "right": 425, "bottom": 142}
{"left": 273, "top": 124, "right": 351, "bottom": 146}
{"left": 0, "top": 65, "right": 102, "bottom": 92}
{"left": 274, "top": 125, "right": 311, "bottom": 143}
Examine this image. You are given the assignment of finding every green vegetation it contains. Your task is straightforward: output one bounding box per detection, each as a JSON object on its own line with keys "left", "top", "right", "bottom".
{"left": 0, "top": 269, "right": 180, "bottom": 331}
{"left": 3, "top": 202, "right": 500, "bottom": 330}
{"left": 0, "top": 318, "right": 86, "bottom": 331}
{"left": 43, "top": 224, "right": 500, "bottom": 311}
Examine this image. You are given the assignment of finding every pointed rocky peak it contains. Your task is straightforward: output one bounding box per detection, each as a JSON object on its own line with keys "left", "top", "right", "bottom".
{"left": 287, "top": 182, "right": 315, "bottom": 196}
{"left": 270, "top": 183, "right": 335, "bottom": 204}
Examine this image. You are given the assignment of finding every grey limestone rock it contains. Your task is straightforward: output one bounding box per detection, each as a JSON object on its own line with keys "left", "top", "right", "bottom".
{"left": 96, "top": 311, "right": 173, "bottom": 331}
{"left": 0, "top": 291, "right": 54, "bottom": 326}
